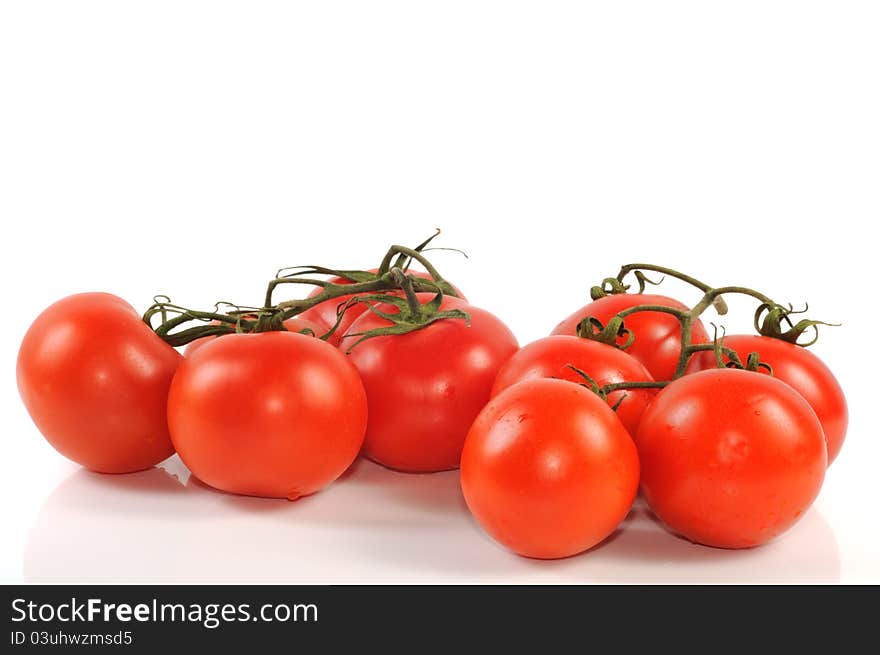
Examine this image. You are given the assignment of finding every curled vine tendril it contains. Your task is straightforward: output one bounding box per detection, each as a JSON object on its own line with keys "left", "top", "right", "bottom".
{"left": 754, "top": 302, "right": 838, "bottom": 347}
{"left": 575, "top": 315, "right": 635, "bottom": 350}
{"left": 589, "top": 278, "right": 630, "bottom": 300}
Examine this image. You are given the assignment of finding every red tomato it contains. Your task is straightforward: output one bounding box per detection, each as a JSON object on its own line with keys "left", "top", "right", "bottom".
{"left": 343, "top": 293, "right": 518, "bottom": 472}
{"left": 636, "top": 368, "right": 826, "bottom": 549}
{"left": 491, "top": 335, "right": 656, "bottom": 436}
{"left": 687, "top": 335, "right": 848, "bottom": 466}
{"left": 183, "top": 316, "right": 324, "bottom": 357}
{"left": 551, "top": 293, "right": 709, "bottom": 381}
{"left": 300, "top": 269, "right": 464, "bottom": 346}
{"left": 17, "top": 293, "right": 182, "bottom": 473}
{"left": 168, "top": 332, "right": 367, "bottom": 499}
{"left": 461, "top": 378, "right": 640, "bottom": 559}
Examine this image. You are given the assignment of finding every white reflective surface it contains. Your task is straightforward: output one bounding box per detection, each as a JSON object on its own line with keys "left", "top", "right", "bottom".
{"left": 22, "top": 456, "right": 840, "bottom": 584}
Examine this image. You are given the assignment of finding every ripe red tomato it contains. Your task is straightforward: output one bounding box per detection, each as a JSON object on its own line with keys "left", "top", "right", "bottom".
{"left": 17, "top": 293, "right": 182, "bottom": 473}
{"left": 168, "top": 332, "right": 367, "bottom": 499}
{"left": 636, "top": 368, "right": 826, "bottom": 549}
{"left": 491, "top": 335, "right": 656, "bottom": 436}
{"left": 299, "top": 269, "right": 464, "bottom": 346}
{"left": 687, "top": 335, "right": 848, "bottom": 466}
{"left": 551, "top": 293, "right": 709, "bottom": 381}
{"left": 183, "top": 316, "right": 324, "bottom": 356}
{"left": 343, "top": 293, "right": 518, "bottom": 472}
{"left": 461, "top": 378, "right": 639, "bottom": 559}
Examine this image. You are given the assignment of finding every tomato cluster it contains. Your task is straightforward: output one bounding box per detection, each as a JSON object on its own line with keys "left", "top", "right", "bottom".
{"left": 16, "top": 239, "right": 847, "bottom": 559}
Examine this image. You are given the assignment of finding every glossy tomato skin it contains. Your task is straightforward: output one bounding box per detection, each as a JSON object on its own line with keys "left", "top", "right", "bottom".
{"left": 344, "top": 294, "right": 517, "bottom": 473}
{"left": 183, "top": 316, "right": 324, "bottom": 357}
{"left": 300, "top": 270, "right": 464, "bottom": 346}
{"left": 461, "top": 378, "right": 639, "bottom": 559}
{"left": 636, "top": 368, "right": 826, "bottom": 549}
{"left": 551, "top": 293, "right": 709, "bottom": 381}
{"left": 168, "top": 332, "right": 367, "bottom": 499}
{"left": 687, "top": 335, "right": 848, "bottom": 466}
{"left": 491, "top": 335, "right": 656, "bottom": 436}
{"left": 17, "top": 292, "right": 182, "bottom": 473}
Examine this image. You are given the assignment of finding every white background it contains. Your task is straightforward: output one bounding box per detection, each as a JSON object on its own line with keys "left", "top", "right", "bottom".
{"left": 1, "top": 1, "right": 878, "bottom": 583}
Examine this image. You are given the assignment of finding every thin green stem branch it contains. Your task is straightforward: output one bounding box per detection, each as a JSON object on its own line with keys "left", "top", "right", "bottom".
{"left": 616, "top": 263, "right": 714, "bottom": 293}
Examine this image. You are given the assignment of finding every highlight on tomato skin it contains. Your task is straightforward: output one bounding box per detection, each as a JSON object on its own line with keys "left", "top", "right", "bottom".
{"left": 16, "top": 292, "right": 182, "bottom": 474}
{"left": 461, "top": 378, "right": 640, "bottom": 560}
{"left": 635, "top": 368, "right": 827, "bottom": 549}
{"left": 342, "top": 293, "right": 517, "bottom": 474}
{"left": 167, "top": 331, "right": 368, "bottom": 500}
{"left": 491, "top": 335, "right": 657, "bottom": 437}
{"left": 686, "top": 334, "right": 848, "bottom": 466}
{"left": 551, "top": 293, "right": 709, "bottom": 381}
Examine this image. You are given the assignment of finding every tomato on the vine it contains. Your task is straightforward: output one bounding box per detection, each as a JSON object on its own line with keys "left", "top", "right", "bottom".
{"left": 491, "top": 335, "right": 656, "bottom": 436}
{"left": 17, "top": 293, "right": 182, "bottom": 473}
{"left": 343, "top": 293, "right": 517, "bottom": 473}
{"left": 552, "top": 293, "right": 709, "bottom": 381}
{"left": 299, "top": 269, "right": 465, "bottom": 346}
{"left": 687, "top": 335, "right": 848, "bottom": 465}
{"left": 636, "top": 368, "right": 826, "bottom": 549}
{"left": 461, "top": 378, "right": 640, "bottom": 559}
{"left": 168, "top": 331, "right": 367, "bottom": 499}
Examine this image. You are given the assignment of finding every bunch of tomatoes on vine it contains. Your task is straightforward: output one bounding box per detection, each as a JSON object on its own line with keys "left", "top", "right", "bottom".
{"left": 17, "top": 231, "right": 847, "bottom": 559}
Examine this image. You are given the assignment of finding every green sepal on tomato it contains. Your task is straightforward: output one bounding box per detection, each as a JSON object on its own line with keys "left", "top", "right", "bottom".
{"left": 17, "top": 293, "right": 182, "bottom": 473}
{"left": 300, "top": 269, "right": 465, "bottom": 345}
{"left": 342, "top": 293, "right": 517, "bottom": 473}
{"left": 491, "top": 335, "right": 657, "bottom": 437}
{"left": 687, "top": 334, "right": 848, "bottom": 466}
{"left": 551, "top": 293, "right": 709, "bottom": 381}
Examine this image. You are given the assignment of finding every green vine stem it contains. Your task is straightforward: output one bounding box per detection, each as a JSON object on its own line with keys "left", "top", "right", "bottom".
{"left": 575, "top": 264, "right": 826, "bottom": 382}
{"left": 689, "top": 285, "right": 774, "bottom": 317}
{"left": 143, "top": 234, "right": 467, "bottom": 348}
{"left": 601, "top": 380, "right": 671, "bottom": 396}
{"left": 567, "top": 332, "right": 770, "bottom": 415}
{"left": 594, "top": 262, "right": 729, "bottom": 315}
{"left": 339, "top": 275, "right": 470, "bottom": 353}
{"left": 565, "top": 364, "right": 667, "bottom": 413}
